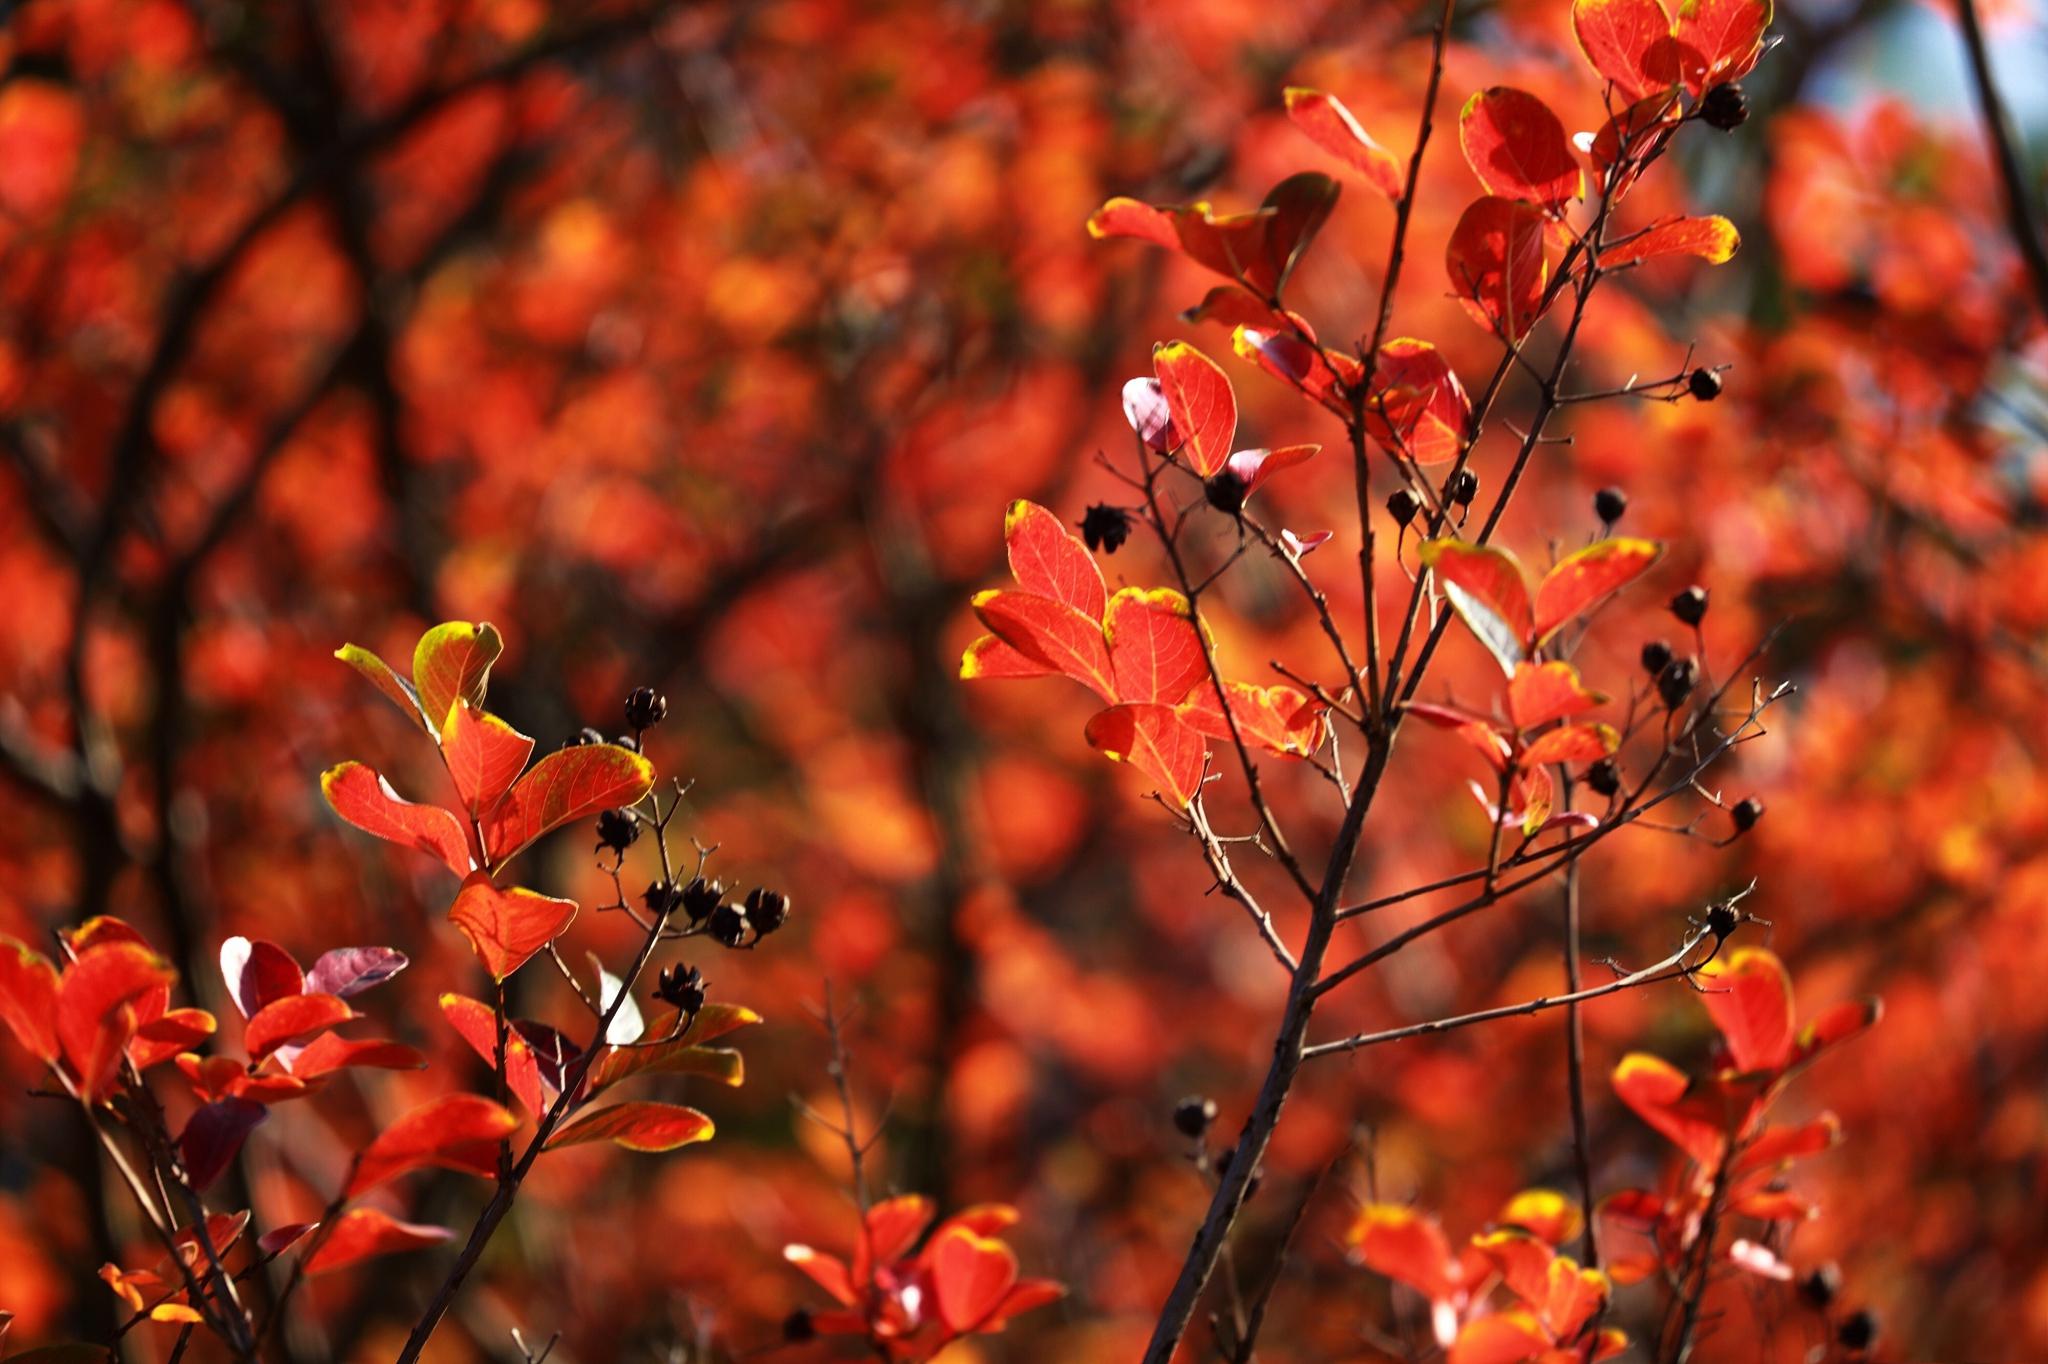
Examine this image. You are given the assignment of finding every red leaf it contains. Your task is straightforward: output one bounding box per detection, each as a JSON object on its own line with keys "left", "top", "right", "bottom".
{"left": 585, "top": 1003, "right": 759, "bottom": 1093}
{"left": 411, "top": 620, "right": 502, "bottom": 733}
{"left": 177, "top": 1097, "right": 266, "bottom": 1191}
{"left": 1224, "top": 443, "right": 1320, "bottom": 500}
{"left": 1474, "top": 1228, "right": 1557, "bottom": 1309}
{"left": 1794, "top": 996, "right": 1882, "bottom": 1064}
{"left": 244, "top": 994, "right": 355, "bottom": 1061}
{"left": 129, "top": 1008, "right": 216, "bottom": 1072}
{"left": 1572, "top": 0, "right": 1681, "bottom": 99}
{"left": 447, "top": 873, "right": 578, "bottom": 981}
{"left": 784, "top": 1245, "right": 857, "bottom": 1306}
{"left": 1410, "top": 701, "right": 1513, "bottom": 769}
{"left": 57, "top": 942, "right": 176, "bottom": 1102}
{"left": 863, "top": 1194, "right": 936, "bottom": 1273}
{"left": 1232, "top": 326, "right": 1352, "bottom": 416}
{"left": 440, "top": 992, "right": 548, "bottom": 1116}
{"left": 304, "top": 946, "right": 408, "bottom": 998}
{"left": 1084, "top": 703, "right": 1207, "bottom": 807}
{"left": 1367, "top": 338, "right": 1471, "bottom": 464}
{"left": 1446, "top": 196, "right": 1552, "bottom": 342}
{"left": 334, "top": 642, "right": 429, "bottom": 731}
{"left": 1085, "top": 196, "right": 1180, "bottom": 249}
{"left": 1612, "top": 1052, "right": 1725, "bottom": 1164}
{"left": 304, "top": 1208, "right": 453, "bottom": 1275}
{"left": 1498, "top": 1188, "right": 1585, "bottom": 1246}
{"left": 440, "top": 701, "right": 535, "bottom": 818}
{"left": 1459, "top": 88, "right": 1583, "bottom": 208}
{"left": 1284, "top": 86, "right": 1403, "bottom": 201}
{"left": 1449, "top": 1312, "right": 1552, "bottom": 1364}
{"left": 987, "top": 1278, "right": 1066, "bottom": 1330}
{"left": 971, "top": 590, "right": 1116, "bottom": 701}
{"left": 289, "top": 1033, "right": 426, "bottom": 1078}
{"left": 1178, "top": 680, "right": 1327, "bottom": 757}
{"left": 348, "top": 1093, "right": 518, "bottom": 1194}
{"left": 1182, "top": 287, "right": 1316, "bottom": 340}
{"left": 219, "top": 937, "right": 303, "bottom": 1018}
{"left": 546, "top": 1100, "right": 715, "bottom": 1152}
{"left": 931, "top": 1227, "right": 1020, "bottom": 1334}
{"left": 0, "top": 935, "right": 61, "bottom": 1063}
{"left": 482, "top": 743, "right": 654, "bottom": 866}
{"left": 1508, "top": 662, "right": 1607, "bottom": 732}
{"left": 1105, "top": 587, "right": 1209, "bottom": 704}
{"left": 1005, "top": 499, "right": 1107, "bottom": 620}
{"left": 958, "top": 632, "right": 1058, "bottom": 683}
{"left": 1257, "top": 172, "right": 1341, "bottom": 298}
{"left": 1672, "top": 0, "right": 1770, "bottom": 95}
{"left": 1734, "top": 1114, "right": 1842, "bottom": 1178}
{"left": 1345, "top": 1204, "right": 1458, "bottom": 1301}
{"left": 1588, "top": 91, "right": 1683, "bottom": 198}
{"left": 1420, "top": 540, "right": 1535, "bottom": 675}
{"left": 1532, "top": 538, "right": 1663, "bottom": 643}
{"left": 1522, "top": 722, "right": 1618, "bottom": 767}
{"left": 1153, "top": 341, "right": 1237, "bottom": 477}
{"left": 1696, "top": 947, "right": 1796, "bottom": 1073}
{"left": 1600, "top": 215, "right": 1740, "bottom": 268}
{"left": 321, "top": 762, "right": 474, "bottom": 876}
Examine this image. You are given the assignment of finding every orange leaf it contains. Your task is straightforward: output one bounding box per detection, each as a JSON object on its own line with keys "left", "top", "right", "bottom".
{"left": 1600, "top": 215, "right": 1740, "bottom": 267}
{"left": 57, "top": 942, "right": 177, "bottom": 1102}
{"left": 1572, "top": 0, "right": 1681, "bottom": 99}
{"left": 289, "top": 1033, "right": 425, "bottom": 1078}
{"left": 1459, "top": 88, "right": 1583, "bottom": 208}
{"left": 244, "top": 994, "right": 354, "bottom": 1061}
{"left": 1420, "top": 540, "right": 1534, "bottom": 675}
{"left": 0, "top": 935, "right": 61, "bottom": 1063}
{"left": 1178, "top": 679, "right": 1327, "bottom": 757}
{"left": 1367, "top": 338, "right": 1471, "bottom": 464}
{"left": 1449, "top": 1311, "right": 1552, "bottom": 1364}
{"left": 412, "top": 621, "right": 502, "bottom": 733}
{"left": 1612, "top": 1052, "right": 1725, "bottom": 1164}
{"left": 439, "top": 701, "right": 535, "bottom": 818}
{"left": 1696, "top": 947, "right": 1796, "bottom": 1073}
{"left": 1672, "top": 0, "right": 1771, "bottom": 95}
{"left": 129, "top": 1008, "right": 216, "bottom": 1072}
{"left": 1507, "top": 662, "right": 1607, "bottom": 732}
{"left": 334, "top": 643, "right": 429, "bottom": 732}
{"left": 859, "top": 1194, "right": 936, "bottom": 1277}
{"left": 1232, "top": 326, "right": 1352, "bottom": 417}
{"left": 1498, "top": 1188, "right": 1585, "bottom": 1246}
{"left": 546, "top": 1100, "right": 715, "bottom": 1152}
{"left": 348, "top": 1093, "right": 518, "bottom": 1194}
{"left": 1446, "top": 196, "right": 1552, "bottom": 342}
{"left": 1794, "top": 996, "right": 1882, "bottom": 1064}
{"left": 1522, "top": 722, "right": 1618, "bottom": 767}
{"left": 1085, "top": 196, "right": 1180, "bottom": 249}
{"left": 1084, "top": 702, "right": 1207, "bottom": 807}
{"left": 482, "top": 743, "right": 654, "bottom": 866}
{"left": 304, "top": 1208, "right": 452, "bottom": 1275}
{"left": 931, "top": 1227, "right": 1021, "bottom": 1334}
{"left": 1153, "top": 341, "right": 1237, "bottom": 477}
{"left": 959, "top": 632, "right": 1058, "bottom": 682}
{"left": 1005, "top": 499, "right": 1107, "bottom": 620}
{"left": 447, "top": 874, "right": 578, "bottom": 981}
{"left": 1104, "top": 587, "right": 1209, "bottom": 705}
{"left": 440, "top": 993, "right": 547, "bottom": 1116}
{"left": 321, "top": 762, "right": 474, "bottom": 877}
{"left": 1284, "top": 86, "right": 1403, "bottom": 201}
{"left": 1532, "top": 538, "right": 1662, "bottom": 643}
{"left": 1347, "top": 1204, "right": 1458, "bottom": 1301}
{"left": 784, "top": 1244, "right": 857, "bottom": 1305}
{"left": 971, "top": 590, "right": 1116, "bottom": 701}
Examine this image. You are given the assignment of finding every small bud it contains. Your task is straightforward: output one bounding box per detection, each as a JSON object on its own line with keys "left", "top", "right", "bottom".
{"left": 624, "top": 686, "right": 668, "bottom": 731}
{"left": 1450, "top": 469, "right": 1479, "bottom": 506}
{"left": 1706, "top": 900, "right": 1740, "bottom": 940}
{"left": 1731, "top": 797, "right": 1764, "bottom": 833}
{"left": 565, "top": 726, "right": 606, "bottom": 748}
{"left": 1594, "top": 486, "right": 1628, "bottom": 525}
{"left": 1586, "top": 757, "right": 1621, "bottom": 797}
{"left": 595, "top": 808, "right": 640, "bottom": 854}
{"left": 743, "top": 886, "right": 790, "bottom": 936}
{"left": 1657, "top": 655, "right": 1699, "bottom": 709}
{"left": 653, "top": 963, "right": 706, "bottom": 1016}
{"left": 1799, "top": 1263, "right": 1842, "bottom": 1311}
{"left": 1640, "top": 639, "right": 1674, "bottom": 676}
{"left": 1670, "top": 585, "right": 1709, "bottom": 626}
{"left": 1386, "top": 488, "right": 1420, "bottom": 527}
{"left": 1172, "top": 1096, "right": 1217, "bottom": 1139}
{"left": 707, "top": 901, "right": 748, "bottom": 948}
{"left": 1078, "top": 503, "right": 1135, "bottom": 554}
{"left": 1203, "top": 468, "right": 1249, "bottom": 516}
{"left": 782, "top": 1311, "right": 817, "bottom": 1343}
{"left": 1687, "top": 366, "right": 1723, "bottom": 401}
{"left": 680, "top": 877, "right": 724, "bottom": 923}
{"left": 645, "top": 879, "right": 684, "bottom": 918}
{"left": 1701, "top": 82, "right": 1748, "bottom": 131}
{"left": 1837, "top": 1309, "right": 1878, "bottom": 1353}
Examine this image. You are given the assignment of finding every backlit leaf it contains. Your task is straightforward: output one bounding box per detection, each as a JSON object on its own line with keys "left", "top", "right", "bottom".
{"left": 1673, "top": 0, "right": 1771, "bottom": 95}
{"left": 447, "top": 874, "right": 578, "bottom": 981}
{"left": 1345, "top": 1204, "right": 1457, "bottom": 1300}
{"left": 305, "top": 1208, "right": 453, "bottom": 1275}
{"left": 0, "top": 935, "right": 61, "bottom": 1063}
{"left": 1459, "top": 88, "right": 1583, "bottom": 208}
{"left": 1104, "top": 588, "right": 1209, "bottom": 705}
{"left": 1498, "top": 1188, "right": 1584, "bottom": 1246}
{"left": 335, "top": 643, "right": 429, "bottom": 731}
{"left": 321, "top": 762, "right": 474, "bottom": 876}
{"left": 1366, "top": 338, "right": 1471, "bottom": 464}
{"left": 244, "top": 994, "right": 354, "bottom": 1061}
{"left": 1508, "top": 662, "right": 1607, "bottom": 732}
{"left": 348, "top": 1093, "right": 518, "bottom": 1194}
{"left": 1446, "top": 196, "right": 1552, "bottom": 342}
{"left": 483, "top": 743, "right": 654, "bottom": 866}
{"left": 440, "top": 701, "right": 535, "bottom": 818}
{"left": 971, "top": 590, "right": 1116, "bottom": 701}
{"left": 1224, "top": 444, "right": 1320, "bottom": 500}
{"left": 1612, "top": 1052, "right": 1725, "bottom": 1164}
{"left": 959, "top": 633, "right": 1058, "bottom": 682}
{"left": 1284, "top": 86, "right": 1403, "bottom": 201}
{"left": 1532, "top": 538, "right": 1662, "bottom": 643}
{"left": 1084, "top": 703, "right": 1207, "bottom": 807}
{"left": 931, "top": 1227, "right": 1021, "bottom": 1334}
{"left": 1522, "top": 722, "right": 1618, "bottom": 767}
{"left": 1005, "top": 499, "right": 1107, "bottom": 619}
{"left": 219, "top": 937, "right": 303, "bottom": 1018}
{"left": 1153, "top": 341, "right": 1237, "bottom": 477}
{"left": 289, "top": 1033, "right": 426, "bottom": 1078}
{"left": 441, "top": 992, "right": 548, "bottom": 1116}
{"left": 412, "top": 621, "right": 503, "bottom": 734}
{"left": 304, "top": 946, "right": 408, "bottom": 999}
{"left": 1696, "top": 947, "right": 1796, "bottom": 1073}
{"left": 1177, "top": 680, "right": 1327, "bottom": 757}
{"left": 1600, "top": 215, "right": 1740, "bottom": 268}
{"left": 1572, "top": 0, "right": 1682, "bottom": 99}
{"left": 1122, "top": 375, "right": 1182, "bottom": 450}
{"left": 57, "top": 942, "right": 176, "bottom": 1102}
{"left": 546, "top": 1100, "right": 715, "bottom": 1152}
{"left": 1420, "top": 540, "right": 1535, "bottom": 675}
{"left": 1794, "top": 996, "right": 1882, "bottom": 1064}
{"left": 1449, "top": 1311, "right": 1552, "bottom": 1364}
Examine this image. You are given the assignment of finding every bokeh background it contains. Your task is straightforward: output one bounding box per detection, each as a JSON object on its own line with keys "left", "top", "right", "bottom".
{"left": 3, "top": 0, "right": 2047, "bottom": 1359}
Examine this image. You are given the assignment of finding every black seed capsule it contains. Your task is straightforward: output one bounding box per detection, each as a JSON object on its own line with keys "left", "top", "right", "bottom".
{"left": 707, "top": 901, "right": 748, "bottom": 948}
{"left": 1173, "top": 1096, "right": 1217, "bottom": 1139}
{"left": 1078, "top": 503, "right": 1134, "bottom": 554}
{"left": 1799, "top": 1263, "right": 1841, "bottom": 1311}
{"left": 1688, "top": 367, "right": 1723, "bottom": 401}
{"left": 1731, "top": 797, "right": 1764, "bottom": 833}
{"left": 783, "top": 1311, "right": 817, "bottom": 1343}
{"left": 1670, "top": 585, "right": 1709, "bottom": 626}
{"left": 1640, "top": 639, "right": 1674, "bottom": 676}
{"left": 1706, "top": 900, "right": 1740, "bottom": 940}
{"left": 1203, "top": 469, "right": 1249, "bottom": 516}
{"left": 565, "top": 726, "right": 606, "bottom": 748}
{"left": 645, "top": 879, "right": 684, "bottom": 917}
{"left": 595, "top": 808, "right": 640, "bottom": 853}
{"left": 1837, "top": 1309, "right": 1878, "bottom": 1353}
{"left": 1386, "top": 488, "right": 1420, "bottom": 527}
{"left": 743, "top": 886, "right": 790, "bottom": 935}
{"left": 1594, "top": 486, "right": 1628, "bottom": 525}
{"left": 1586, "top": 757, "right": 1621, "bottom": 797}
{"left": 1657, "top": 656, "right": 1698, "bottom": 709}
{"left": 1450, "top": 469, "right": 1479, "bottom": 506}
{"left": 653, "top": 963, "right": 706, "bottom": 1015}
{"left": 624, "top": 686, "right": 667, "bottom": 731}
{"left": 1701, "top": 82, "right": 1748, "bottom": 131}
{"left": 680, "top": 877, "right": 724, "bottom": 924}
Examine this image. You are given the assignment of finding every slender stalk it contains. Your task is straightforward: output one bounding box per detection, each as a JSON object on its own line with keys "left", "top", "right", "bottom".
{"left": 1956, "top": 0, "right": 2048, "bottom": 322}
{"left": 1560, "top": 776, "right": 1600, "bottom": 1270}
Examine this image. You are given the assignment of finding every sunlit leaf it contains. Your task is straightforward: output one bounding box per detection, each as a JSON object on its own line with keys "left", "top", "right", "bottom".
{"left": 1507, "top": 662, "right": 1607, "bottom": 732}
{"left": 447, "top": 874, "right": 578, "bottom": 981}
{"left": 440, "top": 701, "right": 536, "bottom": 818}
{"left": 1420, "top": 540, "right": 1534, "bottom": 675}
{"left": 57, "top": 942, "right": 176, "bottom": 1102}
{"left": 1459, "top": 87, "right": 1583, "bottom": 208}
{"left": 546, "top": 1100, "right": 714, "bottom": 1152}
{"left": 440, "top": 992, "right": 547, "bottom": 1116}
{"left": 1224, "top": 444, "right": 1320, "bottom": 500}
{"left": 931, "top": 1227, "right": 1021, "bottom": 1334}
{"left": 304, "top": 1208, "right": 453, "bottom": 1275}
{"left": 1367, "top": 338, "right": 1471, "bottom": 464}
{"left": 1104, "top": 587, "right": 1210, "bottom": 705}
{"left": 219, "top": 937, "right": 303, "bottom": 1018}
{"left": 1498, "top": 1188, "right": 1584, "bottom": 1246}
{"left": 244, "top": 993, "right": 354, "bottom": 1061}
{"left": 304, "top": 946, "right": 408, "bottom": 999}
{"left": 971, "top": 590, "right": 1116, "bottom": 701}
{"left": 412, "top": 621, "right": 503, "bottom": 735}
{"left": 1005, "top": 499, "right": 1107, "bottom": 619}
{"left": 1084, "top": 702, "right": 1207, "bottom": 807}
{"left": 1600, "top": 215, "right": 1740, "bottom": 268}
{"left": 1345, "top": 1203, "right": 1458, "bottom": 1301}
{"left": 1673, "top": 0, "right": 1772, "bottom": 95}
{"left": 1448, "top": 1311, "right": 1552, "bottom": 1364}
{"left": 1446, "top": 196, "right": 1552, "bottom": 342}
{"left": 1531, "top": 538, "right": 1662, "bottom": 643}
{"left": 1178, "top": 680, "right": 1327, "bottom": 757}
{"left": 0, "top": 935, "right": 61, "bottom": 1063}
{"left": 1794, "top": 996, "right": 1882, "bottom": 1064}
{"left": 1522, "top": 722, "right": 1618, "bottom": 767}
{"left": 334, "top": 643, "right": 429, "bottom": 731}
{"left": 289, "top": 1033, "right": 426, "bottom": 1078}
{"left": 1696, "top": 947, "right": 1796, "bottom": 1073}
{"left": 1284, "top": 86, "right": 1403, "bottom": 201}
{"left": 348, "top": 1093, "right": 518, "bottom": 1194}
{"left": 1572, "top": 0, "right": 1682, "bottom": 99}
{"left": 483, "top": 743, "right": 654, "bottom": 866}
{"left": 1612, "top": 1052, "right": 1725, "bottom": 1164}
{"left": 1153, "top": 341, "right": 1237, "bottom": 477}
{"left": 320, "top": 762, "right": 474, "bottom": 877}
{"left": 959, "top": 632, "right": 1059, "bottom": 682}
